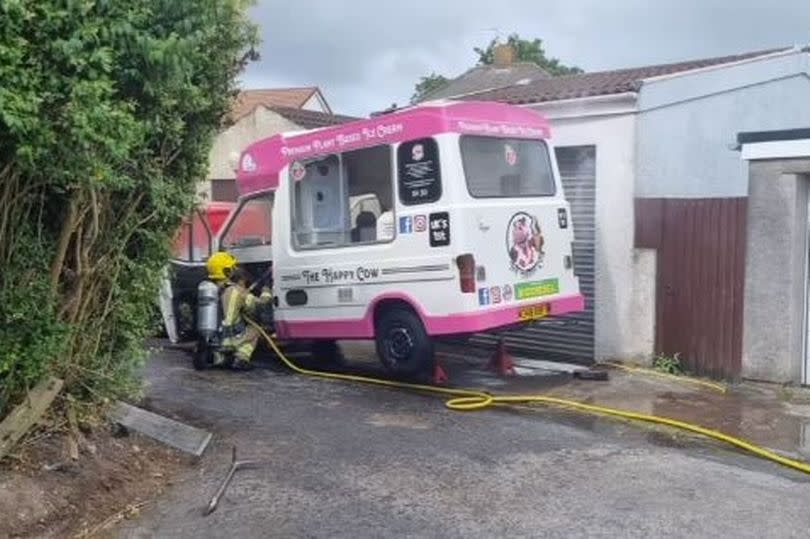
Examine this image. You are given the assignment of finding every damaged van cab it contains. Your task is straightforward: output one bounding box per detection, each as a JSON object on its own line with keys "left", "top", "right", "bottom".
{"left": 214, "top": 101, "right": 584, "bottom": 375}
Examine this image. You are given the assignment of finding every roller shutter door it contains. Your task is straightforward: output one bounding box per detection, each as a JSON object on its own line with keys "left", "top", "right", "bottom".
{"left": 468, "top": 145, "right": 596, "bottom": 362}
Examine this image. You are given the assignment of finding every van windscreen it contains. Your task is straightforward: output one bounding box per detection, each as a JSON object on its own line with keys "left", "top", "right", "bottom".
{"left": 460, "top": 136, "right": 555, "bottom": 198}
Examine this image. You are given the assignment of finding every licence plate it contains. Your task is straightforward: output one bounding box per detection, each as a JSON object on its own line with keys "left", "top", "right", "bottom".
{"left": 518, "top": 303, "right": 550, "bottom": 321}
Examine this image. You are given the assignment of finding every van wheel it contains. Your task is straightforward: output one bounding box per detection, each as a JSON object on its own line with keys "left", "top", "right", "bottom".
{"left": 311, "top": 340, "right": 345, "bottom": 366}
{"left": 375, "top": 308, "right": 434, "bottom": 376}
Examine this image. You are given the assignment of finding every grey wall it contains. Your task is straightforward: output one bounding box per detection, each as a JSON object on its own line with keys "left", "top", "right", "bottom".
{"left": 742, "top": 160, "right": 810, "bottom": 383}
{"left": 536, "top": 110, "right": 653, "bottom": 361}
{"left": 635, "top": 52, "right": 810, "bottom": 198}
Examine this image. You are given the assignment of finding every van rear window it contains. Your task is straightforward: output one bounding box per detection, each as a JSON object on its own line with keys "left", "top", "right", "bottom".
{"left": 460, "top": 136, "right": 556, "bottom": 198}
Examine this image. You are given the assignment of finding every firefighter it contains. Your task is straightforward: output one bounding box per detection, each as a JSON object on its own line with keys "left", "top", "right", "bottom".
{"left": 205, "top": 251, "right": 273, "bottom": 370}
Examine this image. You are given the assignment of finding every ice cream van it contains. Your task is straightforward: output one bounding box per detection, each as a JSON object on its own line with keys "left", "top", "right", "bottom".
{"left": 209, "top": 100, "right": 584, "bottom": 375}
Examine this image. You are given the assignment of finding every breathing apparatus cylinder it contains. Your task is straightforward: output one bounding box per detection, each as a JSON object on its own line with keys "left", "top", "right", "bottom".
{"left": 197, "top": 279, "right": 220, "bottom": 340}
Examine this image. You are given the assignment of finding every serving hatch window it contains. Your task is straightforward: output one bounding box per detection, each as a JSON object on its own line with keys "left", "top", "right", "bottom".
{"left": 460, "top": 136, "right": 556, "bottom": 198}
{"left": 291, "top": 145, "right": 394, "bottom": 249}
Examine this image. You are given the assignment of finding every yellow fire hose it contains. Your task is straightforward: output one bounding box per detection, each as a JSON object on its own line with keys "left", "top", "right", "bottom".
{"left": 247, "top": 319, "right": 810, "bottom": 475}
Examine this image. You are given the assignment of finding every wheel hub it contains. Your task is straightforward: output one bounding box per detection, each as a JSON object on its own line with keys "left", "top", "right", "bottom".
{"left": 387, "top": 327, "right": 414, "bottom": 362}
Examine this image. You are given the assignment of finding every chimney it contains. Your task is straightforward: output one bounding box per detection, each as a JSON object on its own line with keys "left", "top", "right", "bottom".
{"left": 493, "top": 43, "right": 516, "bottom": 67}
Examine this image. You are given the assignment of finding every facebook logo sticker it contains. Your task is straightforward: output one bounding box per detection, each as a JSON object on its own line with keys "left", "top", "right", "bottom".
{"left": 399, "top": 216, "right": 413, "bottom": 234}
{"left": 478, "top": 288, "right": 490, "bottom": 306}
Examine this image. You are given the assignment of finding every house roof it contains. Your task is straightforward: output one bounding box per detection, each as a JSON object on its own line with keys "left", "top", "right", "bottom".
{"left": 419, "top": 62, "right": 551, "bottom": 101}
{"left": 459, "top": 48, "right": 791, "bottom": 105}
{"left": 268, "top": 106, "right": 359, "bottom": 129}
{"left": 232, "top": 87, "right": 324, "bottom": 119}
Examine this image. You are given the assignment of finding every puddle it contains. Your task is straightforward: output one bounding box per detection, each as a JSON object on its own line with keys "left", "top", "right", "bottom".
{"left": 547, "top": 371, "right": 810, "bottom": 457}
{"left": 270, "top": 339, "right": 810, "bottom": 459}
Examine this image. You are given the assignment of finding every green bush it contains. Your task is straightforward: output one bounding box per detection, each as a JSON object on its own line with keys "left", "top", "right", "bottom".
{"left": 0, "top": 0, "right": 257, "bottom": 416}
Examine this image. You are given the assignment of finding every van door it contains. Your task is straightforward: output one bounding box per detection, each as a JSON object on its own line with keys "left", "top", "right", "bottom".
{"left": 458, "top": 136, "right": 579, "bottom": 314}
{"left": 218, "top": 194, "right": 273, "bottom": 263}
{"left": 163, "top": 207, "right": 215, "bottom": 341}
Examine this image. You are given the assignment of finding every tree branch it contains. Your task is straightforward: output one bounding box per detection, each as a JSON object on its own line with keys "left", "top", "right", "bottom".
{"left": 50, "top": 193, "right": 79, "bottom": 297}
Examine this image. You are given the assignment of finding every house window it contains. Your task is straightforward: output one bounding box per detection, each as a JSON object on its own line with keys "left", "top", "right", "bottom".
{"left": 460, "top": 136, "right": 556, "bottom": 198}
{"left": 397, "top": 138, "right": 441, "bottom": 205}
{"left": 291, "top": 145, "right": 394, "bottom": 249}
{"left": 219, "top": 194, "right": 273, "bottom": 250}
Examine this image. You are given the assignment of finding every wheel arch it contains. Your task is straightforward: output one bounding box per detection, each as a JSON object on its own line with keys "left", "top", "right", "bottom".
{"left": 369, "top": 294, "right": 427, "bottom": 329}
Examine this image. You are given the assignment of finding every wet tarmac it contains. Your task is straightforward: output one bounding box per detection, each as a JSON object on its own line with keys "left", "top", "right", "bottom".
{"left": 544, "top": 365, "right": 810, "bottom": 459}
{"left": 339, "top": 340, "right": 810, "bottom": 460}
{"left": 116, "top": 340, "right": 810, "bottom": 537}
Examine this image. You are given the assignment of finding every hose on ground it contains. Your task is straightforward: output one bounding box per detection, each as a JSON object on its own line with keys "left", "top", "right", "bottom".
{"left": 246, "top": 319, "right": 810, "bottom": 475}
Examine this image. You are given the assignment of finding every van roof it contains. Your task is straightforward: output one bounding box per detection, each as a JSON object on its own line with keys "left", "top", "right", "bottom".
{"left": 236, "top": 100, "right": 551, "bottom": 196}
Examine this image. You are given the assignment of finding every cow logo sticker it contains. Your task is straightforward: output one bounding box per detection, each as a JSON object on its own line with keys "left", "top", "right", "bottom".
{"left": 412, "top": 143, "right": 424, "bottom": 161}
{"left": 504, "top": 144, "right": 517, "bottom": 166}
{"left": 290, "top": 161, "right": 306, "bottom": 181}
{"left": 507, "top": 212, "right": 545, "bottom": 275}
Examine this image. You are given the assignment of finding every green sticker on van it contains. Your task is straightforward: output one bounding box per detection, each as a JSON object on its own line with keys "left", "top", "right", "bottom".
{"left": 515, "top": 278, "right": 559, "bottom": 300}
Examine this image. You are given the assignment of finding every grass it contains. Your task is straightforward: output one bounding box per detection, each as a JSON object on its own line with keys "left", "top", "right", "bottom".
{"left": 652, "top": 352, "right": 683, "bottom": 375}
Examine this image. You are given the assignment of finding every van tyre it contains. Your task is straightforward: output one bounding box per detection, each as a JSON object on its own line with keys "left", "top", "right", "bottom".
{"left": 375, "top": 308, "right": 434, "bottom": 376}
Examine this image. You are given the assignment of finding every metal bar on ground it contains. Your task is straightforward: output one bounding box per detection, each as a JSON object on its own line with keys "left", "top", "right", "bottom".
{"left": 109, "top": 401, "right": 212, "bottom": 456}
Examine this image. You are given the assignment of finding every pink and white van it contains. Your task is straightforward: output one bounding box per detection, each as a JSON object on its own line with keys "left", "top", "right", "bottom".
{"left": 222, "top": 100, "right": 584, "bottom": 374}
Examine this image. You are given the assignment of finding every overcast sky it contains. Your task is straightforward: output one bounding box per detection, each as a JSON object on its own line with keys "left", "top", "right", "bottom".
{"left": 241, "top": 0, "right": 809, "bottom": 116}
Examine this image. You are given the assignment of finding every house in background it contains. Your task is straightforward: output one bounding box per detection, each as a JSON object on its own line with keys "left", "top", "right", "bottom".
{"left": 202, "top": 87, "right": 357, "bottom": 201}
{"left": 233, "top": 86, "right": 333, "bottom": 114}
{"left": 456, "top": 46, "right": 810, "bottom": 382}
{"left": 418, "top": 44, "right": 551, "bottom": 101}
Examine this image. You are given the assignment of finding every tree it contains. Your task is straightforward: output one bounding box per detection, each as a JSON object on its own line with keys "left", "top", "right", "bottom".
{"left": 474, "top": 33, "right": 582, "bottom": 75}
{"left": 411, "top": 72, "right": 449, "bottom": 103}
{"left": 0, "top": 0, "right": 258, "bottom": 417}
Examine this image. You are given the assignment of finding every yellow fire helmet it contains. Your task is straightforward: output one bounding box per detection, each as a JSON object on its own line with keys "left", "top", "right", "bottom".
{"left": 206, "top": 251, "right": 238, "bottom": 281}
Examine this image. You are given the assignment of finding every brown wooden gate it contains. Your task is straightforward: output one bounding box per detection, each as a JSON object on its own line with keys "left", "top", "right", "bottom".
{"left": 635, "top": 198, "right": 748, "bottom": 380}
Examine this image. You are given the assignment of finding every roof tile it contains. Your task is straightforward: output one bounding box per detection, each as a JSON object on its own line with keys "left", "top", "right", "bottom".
{"left": 269, "top": 106, "right": 359, "bottom": 129}
{"left": 460, "top": 48, "right": 790, "bottom": 105}
{"left": 232, "top": 87, "right": 318, "bottom": 119}
{"left": 420, "top": 62, "right": 550, "bottom": 101}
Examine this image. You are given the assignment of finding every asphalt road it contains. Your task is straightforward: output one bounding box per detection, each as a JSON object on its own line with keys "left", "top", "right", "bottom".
{"left": 117, "top": 344, "right": 810, "bottom": 538}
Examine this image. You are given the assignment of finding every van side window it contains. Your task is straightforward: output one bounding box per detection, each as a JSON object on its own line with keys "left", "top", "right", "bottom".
{"left": 291, "top": 145, "right": 394, "bottom": 249}
{"left": 397, "top": 138, "right": 441, "bottom": 205}
{"left": 460, "top": 136, "right": 556, "bottom": 198}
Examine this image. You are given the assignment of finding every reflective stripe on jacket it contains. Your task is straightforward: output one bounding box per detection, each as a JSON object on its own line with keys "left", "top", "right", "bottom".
{"left": 221, "top": 284, "right": 273, "bottom": 337}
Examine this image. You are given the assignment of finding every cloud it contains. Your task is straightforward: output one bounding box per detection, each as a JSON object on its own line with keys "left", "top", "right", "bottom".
{"left": 242, "top": 0, "right": 809, "bottom": 116}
